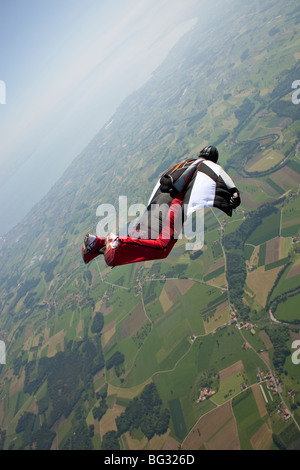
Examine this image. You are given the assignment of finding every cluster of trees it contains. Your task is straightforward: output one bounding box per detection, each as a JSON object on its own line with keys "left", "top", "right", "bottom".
{"left": 19, "top": 336, "right": 105, "bottom": 449}
{"left": 272, "top": 99, "right": 300, "bottom": 122}
{"left": 272, "top": 433, "right": 287, "bottom": 451}
{"left": 62, "top": 407, "right": 94, "bottom": 450}
{"left": 47, "top": 339, "right": 104, "bottom": 426}
{"left": 101, "top": 430, "right": 120, "bottom": 450}
{"left": 23, "top": 291, "right": 38, "bottom": 310}
{"left": 15, "top": 412, "right": 55, "bottom": 450}
{"left": 263, "top": 324, "right": 291, "bottom": 373}
{"left": 93, "top": 384, "right": 108, "bottom": 421}
{"left": 270, "top": 63, "right": 300, "bottom": 101}
{"left": 144, "top": 282, "right": 157, "bottom": 305}
{"left": 83, "top": 269, "right": 92, "bottom": 286}
{"left": 106, "top": 351, "right": 125, "bottom": 377}
{"left": 9, "top": 278, "right": 40, "bottom": 316}
{"left": 102, "top": 383, "right": 170, "bottom": 450}
{"left": 12, "top": 306, "right": 127, "bottom": 449}
{"left": 164, "top": 263, "right": 189, "bottom": 279}
{"left": 91, "top": 312, "right": 104, "bottom": 334}
{"left": 40, "top": 252, "right": 62, "bottom": 283}
{"left": 233, "top": 97, "right": 256, "bottom": 137}
{"left": 186, "top": 109, "right": 207, "bottom": 128}
{"left": 0, "top": 429, "right": 6, "bottom": 450}
{"left": 93, "top": 399, "right": 108, "bottom": 421}
{"left": 234, "top": 98, "right": 255, "bottom": 124}
{"left": 133, "top": 322, "right": 152, "bottom": 348}
{"left": 13, "top": 350, "right": 27, "bottom": 376}
{"left": 189, "top": 249, "right": 203, "bottom": 260}
{"left": 240, "top": 48, "right": 250, "bottom": 62}
{"left": 16, "top": 334, "right": 115, "bottom": 450}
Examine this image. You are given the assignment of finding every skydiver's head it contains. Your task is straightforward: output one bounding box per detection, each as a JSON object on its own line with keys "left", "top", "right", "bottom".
{"left": 199, "top": 145, "right": 219, "bottom": 163}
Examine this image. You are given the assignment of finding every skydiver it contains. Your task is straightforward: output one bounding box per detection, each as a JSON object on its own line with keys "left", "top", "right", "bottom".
{"left": 82, "top": 146, "right": 241, "bottom": 267}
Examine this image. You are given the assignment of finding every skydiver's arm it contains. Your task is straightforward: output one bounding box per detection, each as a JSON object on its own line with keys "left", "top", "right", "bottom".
{"left": 219, "top": 167, "right": 236, "bottom": 190}
{"left": 147, "top": 179, "right": 161, "bottom": 206}
{"left": 219, "top": 167, "right": 241, "bottom": 208}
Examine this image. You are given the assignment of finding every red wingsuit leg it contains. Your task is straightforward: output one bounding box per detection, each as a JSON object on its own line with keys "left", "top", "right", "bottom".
{"left": 104, "top": 193, "right": 184, "bottom": 266}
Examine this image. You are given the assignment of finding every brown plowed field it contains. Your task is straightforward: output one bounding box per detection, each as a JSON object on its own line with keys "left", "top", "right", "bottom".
{"left": 182, "top": 401, "right": 236, "bottom": 450}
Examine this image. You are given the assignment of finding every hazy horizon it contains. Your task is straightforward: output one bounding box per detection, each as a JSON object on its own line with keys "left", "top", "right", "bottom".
{"left": 0, "top": 0, "right": 206, "bottom": 236}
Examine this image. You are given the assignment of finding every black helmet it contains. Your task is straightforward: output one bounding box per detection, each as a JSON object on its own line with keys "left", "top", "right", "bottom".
{"left": 199, "top": 145, "right": 219, "bottom": 163}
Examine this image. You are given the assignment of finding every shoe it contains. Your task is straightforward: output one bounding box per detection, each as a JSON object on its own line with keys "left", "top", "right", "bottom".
{"left": 84, "top": 233, "right": 96, "bottom": 247}
{"left": 82, "top": 233, "right": 106, "bottom": 264}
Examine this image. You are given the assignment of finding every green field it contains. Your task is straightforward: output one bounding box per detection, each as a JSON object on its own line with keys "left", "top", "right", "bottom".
{"left": 272, "top": 291, "right": 300, "bottom": 323}
{"left": 213, "top": 371, "right": 248, "bottom": 405}
{"left": 232, "top": 389, "right": 264, "bottom": 450}
{"left": 246, "top": 211, "right": 281, "bottom": 246}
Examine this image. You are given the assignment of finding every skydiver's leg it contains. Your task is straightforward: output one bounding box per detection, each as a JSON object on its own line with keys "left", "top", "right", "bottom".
{"left": 104, "top": 235, "right": 177, "bottom": 266}
{"left": 104, "top": 193, "right": 184, "bottom": 266}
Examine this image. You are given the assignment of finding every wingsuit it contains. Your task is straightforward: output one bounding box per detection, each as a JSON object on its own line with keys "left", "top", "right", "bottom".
{"left": 82, "top": 146, "right": 241, "bottom": 267}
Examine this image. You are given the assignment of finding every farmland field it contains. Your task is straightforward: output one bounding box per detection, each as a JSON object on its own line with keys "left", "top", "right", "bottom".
{"left": 246, "top": 211, "right": 281, "bottom": 246}
{"left": 272, "top": 291, "right": 300, "bottom": 323}
{"left": 182, "top": 401, "right": 234, "bottom": 450}
{"left": 232, "top": 390, "right": 264, "bottom": 450}
{"left": 213, "top": 370, "right": 248, "bottom": 405}
{"left": 246, "top": 149, "right": 285, "bottom": 173}
{"left": 246, "top": 265, "right": 283, "bottom": 307}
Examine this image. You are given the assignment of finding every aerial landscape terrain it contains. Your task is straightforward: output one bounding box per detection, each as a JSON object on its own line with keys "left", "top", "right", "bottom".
{"left": 0, "top": 0, "right": 300, "bottom": 450}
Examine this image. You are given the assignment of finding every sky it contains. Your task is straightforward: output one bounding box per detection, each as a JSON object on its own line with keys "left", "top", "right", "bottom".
{"left": 0, "top": 0, "right": 202, "bottom": 235}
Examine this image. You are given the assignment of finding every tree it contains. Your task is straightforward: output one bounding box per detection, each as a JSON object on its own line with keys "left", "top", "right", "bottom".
{"left": 91, "top": 312, "right": 104, "bottom": 334}
{"left": 34, "top": 425, "right": 56, "bottom": 450}
{"left": 102, "top": 431, "right": 120, "bottom": 450}
{"left": 93, "top": 400, "right": 108, "bottom": 421}
{"left": 115, "top": 383, "right": 170, "bottom": 441}
{"left": 106, "top": 351, "right": 125, "bottom": 370}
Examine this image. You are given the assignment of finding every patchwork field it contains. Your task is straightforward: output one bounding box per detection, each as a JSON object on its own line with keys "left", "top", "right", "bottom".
{"left": 246, "top": 265, "right": 283, "bottom": 306}
{"left": 246, "top": 149, "right": 285, "bottom": 173}
{"left": 182, "top": 401, "right": 236, "bottom": 450}
{"left": 120, "top": 303, "right": 147, "bottom": 339}
{"left": 203, "top": 301, "right": 230, "bottom": 334}
{"left": 265, "top": 237, "right": 286, "bottom": 265}
{"left": 214, "top": 361, "right": 247, "bottom": 405}
{"left": 232, "top": 389, "right": 267, "bottom": 450}
{"left": 99, "top": 404, "right": 125, "bottom": 439}
{"left": 250, "top": 423, "right": 273, "bottom": 450}
{"left": 252, "top": 384, "right": 268, "bottom": 419}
